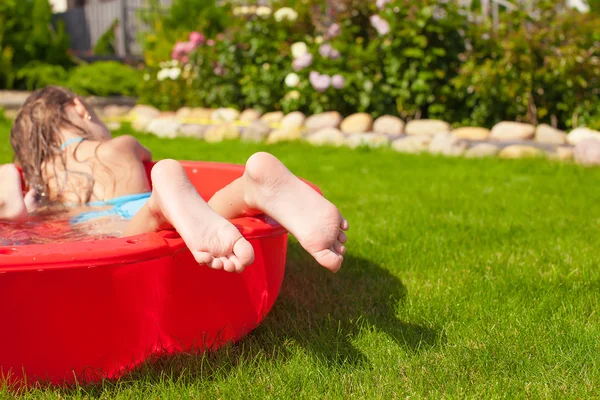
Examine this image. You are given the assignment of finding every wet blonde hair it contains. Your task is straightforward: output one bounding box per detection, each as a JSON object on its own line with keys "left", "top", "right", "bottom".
{"left": 10, "top": 86, "right": 95, "bottom": 204}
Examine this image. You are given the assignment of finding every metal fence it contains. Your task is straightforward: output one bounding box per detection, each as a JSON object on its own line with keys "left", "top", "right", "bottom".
{"left": 56, "top": 0, "right": 171, "bottom": 58}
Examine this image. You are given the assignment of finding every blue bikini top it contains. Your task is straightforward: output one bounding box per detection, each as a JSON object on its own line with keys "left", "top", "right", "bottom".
{"left": 60, "top": 137, "right": 86, "bottom": 150}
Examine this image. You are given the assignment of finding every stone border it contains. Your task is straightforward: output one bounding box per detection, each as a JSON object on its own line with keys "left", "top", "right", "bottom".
{"left": 2, "top": 92, "right": 600, "bottom": 166}
{"left": 107, "top": 104, "right": 599, "bottom": 166}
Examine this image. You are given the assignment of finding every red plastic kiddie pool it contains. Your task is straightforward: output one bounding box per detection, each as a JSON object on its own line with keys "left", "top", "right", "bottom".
{"left": 0, "top": 161, "right": 320, "bottom": 386}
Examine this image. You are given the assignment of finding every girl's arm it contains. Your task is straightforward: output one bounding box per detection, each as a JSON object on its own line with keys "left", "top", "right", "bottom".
{"left": 0, "top": 164, "right": 36, "bottom": 221}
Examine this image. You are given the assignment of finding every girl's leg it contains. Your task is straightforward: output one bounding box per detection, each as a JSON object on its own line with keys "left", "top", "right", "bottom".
{"left": 126, "top": 159, "right": 255, "bottom": 273}
{"left": 208, "top": 152, "right": 349, "bottom": 273}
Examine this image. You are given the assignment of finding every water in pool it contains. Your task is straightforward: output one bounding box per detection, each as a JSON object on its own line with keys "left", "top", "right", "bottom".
{"left": 0, "top": 205, "right": 126, "bottom": 246}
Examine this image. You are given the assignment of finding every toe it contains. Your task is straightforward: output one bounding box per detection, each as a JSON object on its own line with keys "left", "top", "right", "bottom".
{"left": 193, "top": 251, "right": 213, "bottom": 266}
{"left": 210, "top": 258, "right": 224, "bottom": 270}
{"left": 314, "top": 249, "right": 344, "bottom": 273}
{"left": 222, "top": 257, "right": 235, "bottom": 272}
{"left": 233, "top": 237, "right": 255, "bottom": 267}
{"left": 337, "top": 231, "right": 347, "bottom": 244}
{"left": 340, "top": 218, "right": 349, "bottom": 231}
{"left": 334, "top": 241, "right": 346, "bottom": 255}
{"left": 228, "top": 255, "right": 245, "bottom": 273}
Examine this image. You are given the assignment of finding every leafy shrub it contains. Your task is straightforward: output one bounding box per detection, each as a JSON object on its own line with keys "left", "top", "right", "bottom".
{"left": 0, "top": 0, "right": 71, "bottom": 89}
{"left": 65, "top": 62, "right": 141, "bottom": 97}
{"left": 451, "top": 2, "right": 600, "bottom": 129}
{"left": 16, "top": 62, "right": 68, "bottom": 90}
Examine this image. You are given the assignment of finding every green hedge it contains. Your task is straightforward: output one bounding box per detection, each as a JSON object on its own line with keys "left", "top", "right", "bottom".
{"left": 139, "top": 0, "right": 600, "bottom": 129}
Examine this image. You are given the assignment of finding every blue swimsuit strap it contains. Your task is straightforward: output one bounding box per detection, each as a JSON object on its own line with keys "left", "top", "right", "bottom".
{"left": 60, "top": 137, "right": 86, "bottom": 150}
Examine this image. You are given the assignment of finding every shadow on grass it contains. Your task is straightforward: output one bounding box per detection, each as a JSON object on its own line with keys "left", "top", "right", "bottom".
{"left": 78, "top": 242, "right": 442, "bottom": 394}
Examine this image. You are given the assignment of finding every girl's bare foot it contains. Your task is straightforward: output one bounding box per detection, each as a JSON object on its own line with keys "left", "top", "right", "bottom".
{"left": 242, "top": 153, "right": 349, "bottom": 272}
{"left": 146, "top": 160, "right": 255, "bottom": 272}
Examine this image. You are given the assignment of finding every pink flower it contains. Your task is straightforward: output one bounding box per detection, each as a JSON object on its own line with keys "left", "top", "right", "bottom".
{"left": 207, "top": 39, "right": 215, "bottom": 46}
{"left": 189, "top": 31, "right": 205, "bottom": 46}
{"left": 319, "top": 43, "right": 341, "bottom": 60}
{"left": 370, "top": 15, "right": 390, "bottom": 35}
{"left": 183, "top": 41, "right": 196, "bottom": 53}
{"left": 326, "top": 23, "right": 341, "bottom": 39}
{"left": 292, "top": 52, "right": 313, "bottom": 71}
{"left": 309, "top": 71, "right": 331, "bottom": 92}
{"left": 171, "top": 41, "right": 187, "bottom": 58}
{"left": 332, "top": 74, "right": 345, "bottom": 89}
{"left": 319, "top": 43, "right": 333, "bottom": 58}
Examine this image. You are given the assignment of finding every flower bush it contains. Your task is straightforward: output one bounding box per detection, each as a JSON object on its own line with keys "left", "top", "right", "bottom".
{"left": 138, "top": 0, "right": 600, "bottom": 129}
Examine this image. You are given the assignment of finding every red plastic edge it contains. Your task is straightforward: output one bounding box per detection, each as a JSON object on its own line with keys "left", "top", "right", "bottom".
{"left": 0, "top": 161, "right": 321, "bottom": 272}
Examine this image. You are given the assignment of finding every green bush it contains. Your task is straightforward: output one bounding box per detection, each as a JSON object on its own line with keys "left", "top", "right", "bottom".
{"left": 0, "top": 0, "right": 71, "bottom": 89}
{"left": 16, "top": 62, "right": 68, "bottom": 90}
{"left": 451, "top": 2, "right": 600, "bottom": 129}
{"left": 65, "top": 62, "right": 141, "bottom": 97}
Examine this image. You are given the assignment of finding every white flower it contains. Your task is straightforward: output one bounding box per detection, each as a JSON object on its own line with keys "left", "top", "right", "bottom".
{"left": 285, "top": 72, "right": 300, "bottom": 87}
{"left": 168, "top": 67, "right": 181, "bottom": 80}
{"left": 314, "top": 36, "right": 324, "bottom": 44}
{"left": 232, "top": 7, "right": 243, "bottom": 16}
{"left": 274, "top": 7, "right": 298, "bottom": 22}
{"left": 256, "top": 6, "right": 272, "bottom": 17}
{"left": 567, "top": 0, "right": 590, "bottom": 13}
{"left": 291, "top": 41, "right": 308, "bottom": 59}
{"left": 240, "top": 6, "right": 250, "bottom": 14}
{"left": 157, "top": 68, "right": 169, "bottom": 81}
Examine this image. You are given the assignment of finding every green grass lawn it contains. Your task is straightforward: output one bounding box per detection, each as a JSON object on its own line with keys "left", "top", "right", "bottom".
{"left": 1, "top": 120, "right": 600, "bottom": 398}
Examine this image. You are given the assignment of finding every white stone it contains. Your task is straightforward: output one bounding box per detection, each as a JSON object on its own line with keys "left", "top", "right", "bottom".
{"left": 574, "top": 139, "right": 600, "bottom": 166}
{"left": 305, "top": 112, "right": 342, "bottom": 132}
{"left": 391, "top": 136, "right": 431, "bottom": 153}
{"left": 535, "top": 124, "right": 567, "bottom": 145}
{"left": 204, "top": 123, "right": 240, "bottom": 142}
{"left": 178, "top": 124, "right": 206, "bottom": 138}
{"left": 241, "top": 121, "right": 271, "bottom": 142}
{"left": 405, "top": 119, "right": 451, "bottom": 136}
{"left": 240, "top": 109, "right": 262, "bottom": 122}
{"left": 452, "top": 127, "right": 490, "bottom": 141}
{"left": 465, "top": 143, "right": 500, "bottom": 158}
{"left": 428, "top": 132, "right": 467, "bottom": 156}
{"left": 340, "top": 113, "right": 373, "bottom": 134}
{"left": 146, "top": 118, "right": 182, "bottom": 138}
{"left": 498, "top": 145, "right": 543, "bottom": 159}
{"left": 306, "top": 127, "right": 345, "bottom": 146}
{"left": 567, "top": 127, "right": 600, "bottom": 145}
{"left": 260, "top": 111, "right": 285, "bottom": 125}
{"left": 490, "top": 121, "right": 535, "bottom": 141}
{"left": 211, "top": 108, "right": 240, "bottom": 122}
{"left": 280, "top": 111, "right": 306, "bottom": 129}
{"left": 373, "top": 115, "right": 404, "bottom": 135}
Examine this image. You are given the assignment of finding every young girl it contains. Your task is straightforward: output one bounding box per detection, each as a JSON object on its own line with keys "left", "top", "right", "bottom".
{"left": 0, "top": 86, "right": 348, "bottom": 273}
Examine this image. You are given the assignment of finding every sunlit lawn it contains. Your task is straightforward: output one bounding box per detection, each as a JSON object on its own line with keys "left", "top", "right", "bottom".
{"left": 1, "top": 121, "right": 599, "bottom": 398}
